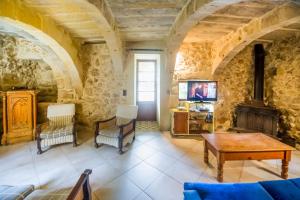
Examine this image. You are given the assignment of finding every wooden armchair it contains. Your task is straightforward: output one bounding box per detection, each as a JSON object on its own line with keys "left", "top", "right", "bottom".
{"left": 67, "top": 169, "right": 92, "bottom": 200}
{"left": 95, "top": 105, "right": 138, "bottom": 154}
{"left": 36, "top": 104, "right": 77, "bottom": 154}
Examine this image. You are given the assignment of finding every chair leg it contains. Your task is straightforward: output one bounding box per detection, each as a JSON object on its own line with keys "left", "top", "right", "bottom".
{"left": 119, "top": 148, "right": 124, "bottom": 154}
{"left": 73, "top": 136, "right": 78, "bottom": 147}
{"left": 95, "top": 143, "right": 102, "bottom": 148}
{"left": 37, "top": 138, "right": 43, "bottom": 154}
{"left": 73, "top": 141, "right": 77, "bottom": 147}
{"left": 37, "top": 149, "right": 43, "bottom": 154}
{"left": 118, "top": 137, "right": 124, "bottom": 154}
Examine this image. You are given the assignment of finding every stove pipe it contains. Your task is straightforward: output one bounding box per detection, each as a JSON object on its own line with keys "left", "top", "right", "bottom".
{"left": 254, "top": 44, "right": 265, "bottom": 102}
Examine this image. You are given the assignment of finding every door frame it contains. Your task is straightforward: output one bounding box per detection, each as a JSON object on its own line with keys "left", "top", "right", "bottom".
{"left": 136, "top": 59, "right": 157, "bottom": 120}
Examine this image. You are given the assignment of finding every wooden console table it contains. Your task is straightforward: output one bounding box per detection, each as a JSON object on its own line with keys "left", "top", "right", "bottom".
{"left": 170, "top": 102, "right": 214, "bottom": 136}
{"left": 201, "top": 133, "right": 295, "bottom": 182}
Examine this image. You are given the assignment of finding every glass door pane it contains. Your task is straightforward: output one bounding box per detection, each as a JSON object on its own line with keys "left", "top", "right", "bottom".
{"left": 137, "top": 60, "right": 156, "bottom": 102}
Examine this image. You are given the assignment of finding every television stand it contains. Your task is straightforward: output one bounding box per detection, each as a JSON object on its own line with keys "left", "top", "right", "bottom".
{"left": 170, "top": 102, "right": 214, "bottom": 136}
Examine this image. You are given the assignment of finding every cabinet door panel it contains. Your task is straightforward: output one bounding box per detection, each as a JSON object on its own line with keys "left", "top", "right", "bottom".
{"left": 173, "top": 112, "right": 188, "bottom": 134}
{"left": 7, "top": 94, "right": 33, "bottom": 134}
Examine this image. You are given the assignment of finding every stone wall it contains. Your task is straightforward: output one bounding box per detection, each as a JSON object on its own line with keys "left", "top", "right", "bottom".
{"left": 0, "top": 34, "right": 57, "bottom": 102}
{"left": 172, "top": 41, "right": 254, "bottom": 130}
{"left": 0, "top": 34, "right": 58, "bottom": 126}
{"left": 172, "top": 42, "right": 215, "bottom": 98}
{"left": 213, "top": 46, "right": 254, "bottom": 130}
{"left": 214, "top": 35, "right": 300, "bottom": 142}
{"left": 264, "top": 35, "right": 300, "bottom": 142}
{"left": 173, "top": 35, "right": 300, "bottom": 142}
{"left": 0, "top": 35, "right": 128, "bottom": 128}
{"left": 77, "top": 43, "right": 127, "bottom": 127}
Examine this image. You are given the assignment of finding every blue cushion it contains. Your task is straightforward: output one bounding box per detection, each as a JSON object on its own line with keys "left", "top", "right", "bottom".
{"left": 184, "top": 190, "right": 202, "bottom": 200}
{"left": 184, "top": 182, "right": 273, "bottom": 200}
{"left": 259, "top": 179, "right": 300, "bottom": 200}
{"left": 290, "top": 178, "right": 300, "bottom": 189}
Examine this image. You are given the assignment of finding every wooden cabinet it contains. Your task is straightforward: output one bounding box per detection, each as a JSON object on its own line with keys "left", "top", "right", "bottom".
{"left": 1, "top": 90, "right": 37, "bottom": 145}
{"left": 171, "top": 102, "right": 214, "bottom": 136}
{"left": 173, "top": 112, "right": 188, "bottom": 134}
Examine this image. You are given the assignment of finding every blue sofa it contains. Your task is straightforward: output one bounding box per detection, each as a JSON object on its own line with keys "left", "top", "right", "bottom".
{"left": 184, "top": 178, "right": 300, "bottom": 200}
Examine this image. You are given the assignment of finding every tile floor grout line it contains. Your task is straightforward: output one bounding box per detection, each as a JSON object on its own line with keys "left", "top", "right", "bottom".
{"left": 124, "top": 173, "right": 155, "bottom": 200}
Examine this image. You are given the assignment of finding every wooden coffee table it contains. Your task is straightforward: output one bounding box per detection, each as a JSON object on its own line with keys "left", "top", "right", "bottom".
{"left": 201, "top": 133, "right": 295, "bottom": 182}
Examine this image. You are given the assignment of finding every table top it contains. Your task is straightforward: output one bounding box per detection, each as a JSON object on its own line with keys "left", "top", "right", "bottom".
{"left": 201, "top": 133, "right": 295, "bottom": 152}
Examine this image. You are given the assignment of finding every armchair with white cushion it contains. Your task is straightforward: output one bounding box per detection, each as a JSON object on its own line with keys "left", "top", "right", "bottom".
{"left": 94, "top": 105, "right": 138, "bottom": 154}
{"left": 36, "top": 104, "right": 77, "bottom": 154}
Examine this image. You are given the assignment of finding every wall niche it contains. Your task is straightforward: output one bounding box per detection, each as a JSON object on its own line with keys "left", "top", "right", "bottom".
{"left": 214, "top": 34, "right": 300, "bottom": 145}
{"left": 0, "top": 34, "right": 58, "bottom": 126}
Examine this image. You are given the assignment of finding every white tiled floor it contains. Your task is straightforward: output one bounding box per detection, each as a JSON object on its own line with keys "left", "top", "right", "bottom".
{"left": 0, "top": 129, "right": 300, "bottom": 200}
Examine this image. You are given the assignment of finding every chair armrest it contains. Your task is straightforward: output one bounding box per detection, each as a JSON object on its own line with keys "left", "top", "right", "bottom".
{"left": 95, "top": 116, "right": 116, "bottom": 125}
{"left": 118, "top": 119, "right": 136, "bottom": 138}
{"left": 95, "top": 116, "right": 116, "bottom": 138}
{"left": 36, "top": 122, "right": 49, "bottom": 137}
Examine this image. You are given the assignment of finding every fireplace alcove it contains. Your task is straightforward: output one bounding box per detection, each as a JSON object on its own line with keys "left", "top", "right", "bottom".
{"left": 231, "top": 44, "right": 295, "bottom": 146}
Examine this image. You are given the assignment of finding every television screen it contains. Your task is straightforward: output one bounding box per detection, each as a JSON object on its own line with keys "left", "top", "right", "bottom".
{"left": 187, "top": 81, "right": 217, "bottom": 101}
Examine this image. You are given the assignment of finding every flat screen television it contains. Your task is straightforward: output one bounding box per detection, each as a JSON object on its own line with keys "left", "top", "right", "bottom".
{"left": 178, "top": 80, "right": 218, "bottom": 102}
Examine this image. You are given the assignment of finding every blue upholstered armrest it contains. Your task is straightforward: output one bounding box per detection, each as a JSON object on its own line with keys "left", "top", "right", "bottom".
{"left": 184, "top": 190, "right": 202, "bottom": 200}
{"left": 184, "top": 182, "right": 273, "bottom": 200}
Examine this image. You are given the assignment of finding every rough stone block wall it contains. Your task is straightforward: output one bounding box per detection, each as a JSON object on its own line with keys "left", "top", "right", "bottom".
{"left": 213, "top": 46, "right": 254, "bottom": 130}
{"left": 0, "top": 34, "right": 58, "bottom": 102}
{"left": 0, "top": 34, "right": 58, "bottom": 126}
{"left": 264, "top": 35, "right": 300, "bottom": 142}
{"left": 172, "top": 42, "right": 216, "bottom": 97}
{"left": 77, "top": 43, "right": 127, "bottom": 127}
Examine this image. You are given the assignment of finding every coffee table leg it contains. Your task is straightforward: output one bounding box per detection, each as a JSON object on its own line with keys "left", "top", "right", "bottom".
{"left": 281, "top": 159, "right": 289, "bottom": 179}
{"left": 204, "top": 140, "right": 209, "bottom": 164}
{"left": 217, "top": 153, "right": 224, "bottom": 182}
{"left": 281, "top": 151, "right": 291, "bottom": 179}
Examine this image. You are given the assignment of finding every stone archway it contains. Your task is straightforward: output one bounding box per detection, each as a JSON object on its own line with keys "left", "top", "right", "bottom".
{"left": 213, "top": 16, "right": 300, "bottom": 74}
{"left": 0, "top": 0, "right": 83, "bottom": 97}
{"left": 165, "top": 0, "right": 244, "bottom": 72}
{"left": 0, "top": 18, "right": 80, "bottom": 101}
{"left": 167, "top": 1, "right": 300, "bottom": 75}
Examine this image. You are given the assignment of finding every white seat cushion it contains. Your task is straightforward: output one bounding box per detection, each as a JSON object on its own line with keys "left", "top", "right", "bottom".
{"left": 40, "top": 124, "right": 73, "bottom": 139}
{"left": 98, "top": 126, "right": 120, "bottom": 138}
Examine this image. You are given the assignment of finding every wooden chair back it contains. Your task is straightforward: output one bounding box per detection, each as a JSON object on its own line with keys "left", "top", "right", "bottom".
{"left": 67, "top": 169, "right": 92, "bottom": 200}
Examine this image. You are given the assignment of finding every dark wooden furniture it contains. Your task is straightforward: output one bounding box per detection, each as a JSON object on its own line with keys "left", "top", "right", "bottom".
{"left": 36, "top": 104, "right": 77, "bottom": 154}
{"left": 95, "top": 116, "right": 136, "bottom": 154}
{"left": 1, "top": 90, "right": 37, "bottom": 145}
{"left": 201, "top": 133, "right": 295, "bottom": 182}
{"left": 67, "top": 169, "right": 92, "bottom": 200}
{"left": 36, "top": 116, "right": 77, "bottom": 154}
{"left": 234, "top": 104, "right": 279, "bottom": 136}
